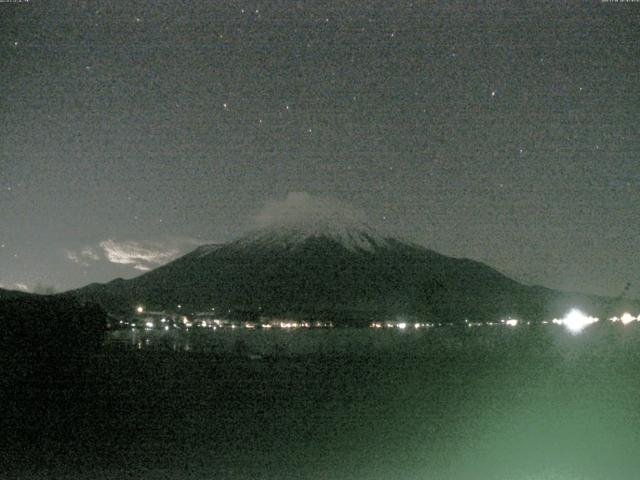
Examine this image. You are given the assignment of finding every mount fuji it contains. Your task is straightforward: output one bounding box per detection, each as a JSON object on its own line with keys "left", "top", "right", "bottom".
{"left": 66, "top": 215, "right": 618, "bottom": 325}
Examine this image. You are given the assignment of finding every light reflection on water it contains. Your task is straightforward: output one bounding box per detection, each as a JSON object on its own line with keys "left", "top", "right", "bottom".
{"left": 106, "top": 322, "right": 629, "bottom": 357}
{"left": 87, "top": 325, "right": 640, "bottom": 479}
{"left": 107, "top": 324, "right": 539, "bottom": 356}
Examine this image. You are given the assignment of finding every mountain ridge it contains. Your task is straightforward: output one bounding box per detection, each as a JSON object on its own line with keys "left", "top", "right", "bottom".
{"left": 63, "top": 222, "right": 633, "bottom": 325}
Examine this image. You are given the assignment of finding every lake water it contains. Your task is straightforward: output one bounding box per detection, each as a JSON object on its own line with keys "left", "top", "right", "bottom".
{"left": 4, "top": 324, "right": 640, "bottom": 479}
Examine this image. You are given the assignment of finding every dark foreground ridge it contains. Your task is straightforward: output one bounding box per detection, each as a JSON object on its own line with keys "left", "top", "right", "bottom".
{"left": 0, "top": 289, "right": 107, "bottom": 379}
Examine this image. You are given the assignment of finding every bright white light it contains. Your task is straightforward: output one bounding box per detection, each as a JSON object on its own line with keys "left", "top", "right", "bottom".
{"left": 145, "top": 321, "right": 154, "bottom": 329}
{"left": 164, "top": 325, "right": 169, "bottom": 331}
{"left": 136, "top": 306, "right": 144, "bottom": 314}
{"left": 620, "top": 313, "right": 636, "bottom": 325}
{"left": 397, "top": 322, "right": 407, "bottom": 330}
{"left": 559, "top": 309, "right": 599, "bottom": 334}
{"left": 505, "top": 319, "right": 518, "bottom": 327}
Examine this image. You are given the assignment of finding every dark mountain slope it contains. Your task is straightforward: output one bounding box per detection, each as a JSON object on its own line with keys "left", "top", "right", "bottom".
{"left": 66, "top": 225, "right": 624, "bottom": 324}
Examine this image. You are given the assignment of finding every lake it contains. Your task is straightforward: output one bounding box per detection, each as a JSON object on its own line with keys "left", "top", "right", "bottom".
{"left": 4, "top": 323, "right": 640, "bottom": 479}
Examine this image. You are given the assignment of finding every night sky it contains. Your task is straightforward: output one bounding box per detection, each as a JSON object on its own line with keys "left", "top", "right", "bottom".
{"left": 1, "top": 1, "right": 638, "bottom": 297}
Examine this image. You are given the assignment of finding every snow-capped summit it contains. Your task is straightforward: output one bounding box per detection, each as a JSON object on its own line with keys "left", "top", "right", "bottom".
{"left": 206, "top": 192, "right": 393, "bottom": 253}
{"left": 231, "top": 220, "right": 391, "bottom": 253}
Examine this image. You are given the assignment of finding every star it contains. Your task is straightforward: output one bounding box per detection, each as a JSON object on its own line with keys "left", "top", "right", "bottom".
{"left": 491, "top": 91, "right": 497, "bottom": 97}
{"left": 223, "top": 103, "right": 228, "bottom": 109}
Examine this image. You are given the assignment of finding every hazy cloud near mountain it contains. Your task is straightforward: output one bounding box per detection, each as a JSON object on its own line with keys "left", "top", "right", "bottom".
{"left": 0, "top": 282, "right": 30, "bottom": 292}
{"left": 0, "top": 282, "right": 54, "bottom": 294}
{"left": 254, "top": 192, "right": 369, "bottom": 229}
{"left": 64, "top": 247, "right": 100, "bottom": 267}
{"left": 100, "top": 240, "right": 181, "bottom": 271}
{"left": 64, "top": 237, "right": 205, "bottom": 272}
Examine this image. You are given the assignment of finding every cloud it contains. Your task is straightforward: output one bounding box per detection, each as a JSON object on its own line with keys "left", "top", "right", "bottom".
{"left": 254, "top": 192, "right": 368, "bottom": 229}
{"left": 65, "top": 247, "right": 100, "bottom": 266}
{"left": 100, "top": 239, "right": 180, "bottom": 270}
{"left": 99, "top": 237, "right": 204, "bottom": 271}
{"left": 64, "top": 237, "right": 206, "bottom": 272}
{"left": 0, "top": 282, "right": 57, "bottom": 294}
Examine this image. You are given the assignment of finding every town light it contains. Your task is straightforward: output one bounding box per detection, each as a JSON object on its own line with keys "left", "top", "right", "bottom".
{"left": 560, "top": 309, "right": 598, "bottom": 334}
{"left": 620, "top": 312, "right": 636, "bottom": 325}
{"left": 136, "top": 305, "right": 144, "bottom": 314}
